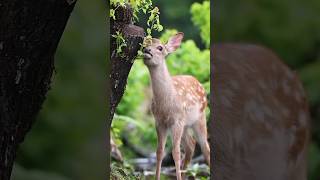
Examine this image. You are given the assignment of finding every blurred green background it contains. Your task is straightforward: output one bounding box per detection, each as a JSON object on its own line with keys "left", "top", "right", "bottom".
{"left": 12, "top": 1, "right": 107, "bottom": 180}
{"left": 214, "top": 0, "right": 320, "bottom": 179}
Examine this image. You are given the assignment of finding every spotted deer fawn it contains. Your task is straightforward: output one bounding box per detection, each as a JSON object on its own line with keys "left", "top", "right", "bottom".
{"left": 143, "top": 33, "right": 210, "bottom": 180}
{"left": 213, "top": 44, "right": 309, "bottom": 180}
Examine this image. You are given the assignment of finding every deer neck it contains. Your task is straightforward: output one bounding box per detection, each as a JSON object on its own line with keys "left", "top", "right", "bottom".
{"left": 148, "top": 62, "right": 175, "bottom": 104}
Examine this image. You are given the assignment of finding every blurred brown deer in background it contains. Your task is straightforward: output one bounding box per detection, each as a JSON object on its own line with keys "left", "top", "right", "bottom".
{"left": 212, "top": 43, "right": 310, "bottom": 180}
{"left": 142, "top": 33, "right": 210, "bottom": 180}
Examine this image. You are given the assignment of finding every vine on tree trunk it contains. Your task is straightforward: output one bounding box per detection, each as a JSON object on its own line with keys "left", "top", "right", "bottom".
{"left": 110, "top": 0, "right": 163, "bottom": 57}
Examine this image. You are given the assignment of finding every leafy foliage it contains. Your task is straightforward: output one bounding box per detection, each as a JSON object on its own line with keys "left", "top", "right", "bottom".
{"left": 110, "top": 0, "right": 164, "bottom": 55}
{"left": 110, "top": 0, "right": 163, "bottom": 37}
{"left": 186, "top": 163, "right": 210, "bottom": 179}
{"left": 146, "top": 7, "right": 163, "bottom": 37}
{"left": 214, "top": 0, "right": 320, "bottom": 68}
{"left": 190, "top": 0, "right": 210, "bottom": 48}
{"left": 112, "top": 31, "right": 127, "bottom": 56}
{"left": 111, "top": 162, "right": 142, "bottom": 180}
{"left": 299, "top": 61, "right": 320, "bottom": 106}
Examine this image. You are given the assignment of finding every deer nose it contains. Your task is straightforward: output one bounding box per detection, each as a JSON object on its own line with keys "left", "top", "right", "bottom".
{"left": 143, "top": 48, "right": 151, "bottom": 53}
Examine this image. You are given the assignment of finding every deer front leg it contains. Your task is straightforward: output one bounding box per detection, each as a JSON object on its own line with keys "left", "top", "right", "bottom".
{"left": 171, "top": 123, "right": 184, "bottom": 180}
{"left": 155, "top": 125, "right": 168, "bottom": 180}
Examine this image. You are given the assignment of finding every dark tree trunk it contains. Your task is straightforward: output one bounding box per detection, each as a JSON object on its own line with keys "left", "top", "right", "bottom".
{"left": 0, "top": 0, "right": 76, "bottom": 179}
{"left": 109, "top": 5, "right": 145, "bottom": 124}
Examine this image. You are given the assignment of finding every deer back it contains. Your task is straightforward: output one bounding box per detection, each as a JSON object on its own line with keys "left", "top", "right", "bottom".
{"left": 212, "top": 43, "right": 310, "bottom": 180}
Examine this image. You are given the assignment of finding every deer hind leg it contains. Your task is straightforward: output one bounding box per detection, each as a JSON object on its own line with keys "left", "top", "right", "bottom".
{"left": 181, "top": 129, "right": 196, "bottom": 180}
{"left": 192, "top": 113, "right": 210, "bottom": 167}
{"left": 155, "top": 126, "right": 168, "bottom": 180}
{"left": 181, "top": 128, "right": 196, "bottom": 170}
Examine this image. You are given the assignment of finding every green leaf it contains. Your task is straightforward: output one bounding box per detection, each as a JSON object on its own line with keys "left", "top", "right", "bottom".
{"left": 110, "top": 9, "right": 116, "bottom": 20}
{"left": 157, "top": 24, "right": 163, "bottom": 32}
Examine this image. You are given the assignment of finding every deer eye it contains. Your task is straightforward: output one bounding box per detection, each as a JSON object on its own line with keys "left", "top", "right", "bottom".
{"left": 157, "top": 46, "right": 163, "bottom": 51}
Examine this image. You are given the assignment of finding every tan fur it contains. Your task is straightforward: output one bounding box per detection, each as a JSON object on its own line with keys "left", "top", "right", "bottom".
{"left": 143, "top": 33, "right": 210, "bottom": 180}
{"left": 213, "top": 43, "right": 309, "bottom": 180}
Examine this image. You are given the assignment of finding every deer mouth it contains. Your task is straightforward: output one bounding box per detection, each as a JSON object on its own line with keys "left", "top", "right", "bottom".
{"left": 143, "top": 52, "right": 153, "bottom": 59}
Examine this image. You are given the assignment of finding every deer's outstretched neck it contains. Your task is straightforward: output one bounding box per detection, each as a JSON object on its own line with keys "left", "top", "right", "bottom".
{"left": 148, "top": 63, "right": 175, "bottom": 103}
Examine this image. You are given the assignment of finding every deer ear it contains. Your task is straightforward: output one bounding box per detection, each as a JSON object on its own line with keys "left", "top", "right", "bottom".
{"left": 165, "top": 32, "right": 184, "bottom": 53}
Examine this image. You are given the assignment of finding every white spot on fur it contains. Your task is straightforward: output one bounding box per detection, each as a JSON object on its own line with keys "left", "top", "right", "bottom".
{"left": 230, "top": 80, "right": 239, "bottom": 89}
{"left": 271, "top": 63, "right": 277, "bottom": 71}
{"left": 262, "top": 105, "right": 273, "bottom": 118}
{"left": 244, "top": 100, "right": 265, "bottom": 122}
{"left": 294, "top": 91, "right": 302, "bottom": 102}
{"left": 258, "top": 81, "right": 267, "bottom": 90}
{"left": 203, "top": 96, "right": 206, "bottom": 102}
{"left": 288, "top": 130, "right": 296, "bottom": 147}
{"left": 281, "top": 107, "right": 290, "bottom": 118}
{"left": 286, "top": 68, "right": 295, "bottom": 79}
{"left": 182, "top": 102, "right": 187, "bottom": 108}
{"left": 269, "top": 79, "right": 279, "bottom": 91}
{"left": 220, "top": 95, "right": 232, "bottom": 108}
{"left": 282, "top": 79, "right": 290, "bottom": 94}
{"left": 298, "top": 110, "right": 308, "bottom": 127}
{"left": 224, "top": 89, "right": 235, "bottom": 97}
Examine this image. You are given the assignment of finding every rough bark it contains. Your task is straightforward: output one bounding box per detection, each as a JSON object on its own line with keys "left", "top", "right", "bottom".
{"left": 109, "top": 4, "right": 145, "bottom": 124}
{"left": 0, "top": 0, "right": 76, "bottom": 179}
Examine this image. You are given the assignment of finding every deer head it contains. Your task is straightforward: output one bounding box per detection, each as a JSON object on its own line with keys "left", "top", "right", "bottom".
{"left": 143, "top": 32, "right": 184, "bottom": 67}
